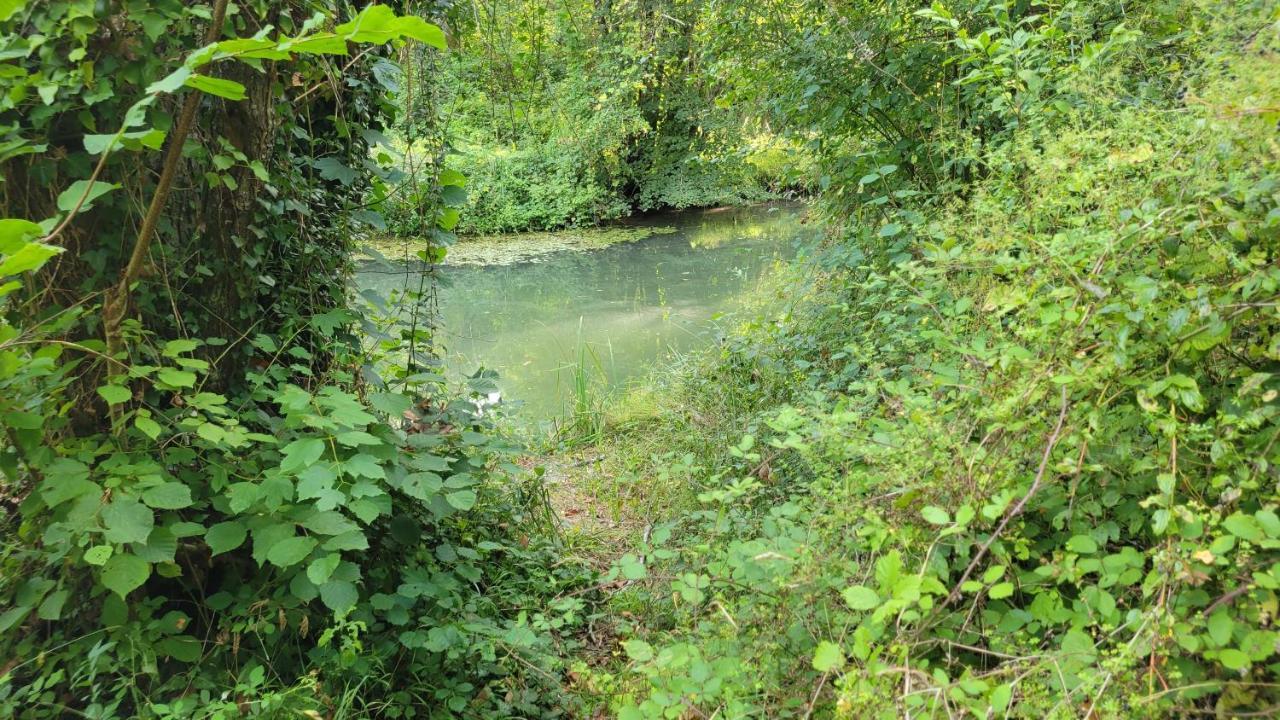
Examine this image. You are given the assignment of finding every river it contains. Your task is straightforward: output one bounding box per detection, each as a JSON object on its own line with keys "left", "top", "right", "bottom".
{"left": 356, "top": 203, "right": 815, "bottom": 423}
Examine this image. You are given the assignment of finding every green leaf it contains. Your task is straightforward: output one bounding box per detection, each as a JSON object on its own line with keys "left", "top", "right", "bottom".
{"left": 623, "top": 639, "right": 653, "bottom": 662}
{"left": 134, "top": 415, "right": 162, "bottom": 440}
{"left": 1223, "top": 513, "right": 1263, "bottom": 542}
{"left": 147, "top": 67, "right": 192, "bottom": 94}
{"left": 445, "top": 489, "right": 476, "bottom": 511}
{"left": 84, "top": 545, "right": 114, "bottom": 565}
{"left": 301, "top": 510, "right": 359, "bottom": 536}
{"left": 319, "top": 579, "right": 358, "bottom": 612}
{"left": 266, "top": 536, "right": 317, "bottom": 568}
{"left": 921, "top": 506, "right": 950, "bottom": 525}
{"left": 155, "top": 368, "right": 196, "bottom": 388}
{"left": 812, "top": 641, "right": 845, "bottom": 672}
{"left": 184, "top": 75, "right": 248, "bottom": 100}
{"left": 97, "top": 383, "right": 131, "bottom": 405}
{"left": 307, "top": 553, "right": 341, "bottom": 585}
{"left": 1067, "top": 535, "right": 1098, "bottom": 554}
{"left": 0, "top": 218, "right": 42, "bottom": 254}
{"left": 56, "top": 181, "right": 119, "bottom": 212}
{"left": 0, "top": 607, "right": 30, "bottom": 633}
{"left": 1208, "top": 609, "right": 1234, "bottom": 646}
{"left": 988, "top": 582, "right": 1015, "bottom": 599}
{"left": 102, "top": 497, "right": 154, "bottom": 545}
{"left": 1218, "top": 648, "right": 1250, "bottom": 671}
{"left": 142, "top": 482, "right": 193, "bottom": 510}
{"left": 205, "top": 521, "right": 247, "bottom": 555}
{"left": 0, "top": 242, "right": 62, "bottom": 276}
{"left": 842, "top": 585, "right": 880, "bottom": 610}
{"left": 156, "top": 636, "right": 202, "bottom": 662}
{"left": 39, "top": 459, "right": 96, "bottom": 507}
{"left": 37, "top": 590, "right": 68, "bottom": 620}
{"left": 281, "top": 437, "right": 326, "bottom": 474}
{"left": 101, "top": 554, "right": 150, "bottom": 598}
{"left": 83, "top": 129, "right": 166, "bottom": 154}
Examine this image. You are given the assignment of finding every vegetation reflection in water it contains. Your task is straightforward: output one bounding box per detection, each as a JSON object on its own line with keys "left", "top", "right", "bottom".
{"left": 357, "top": 203, "right": 814, "bottom": 422}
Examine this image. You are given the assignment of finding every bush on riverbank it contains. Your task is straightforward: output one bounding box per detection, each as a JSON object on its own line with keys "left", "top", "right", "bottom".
{"left": 565, "top": 3, "right": 1280, "bottom": 717}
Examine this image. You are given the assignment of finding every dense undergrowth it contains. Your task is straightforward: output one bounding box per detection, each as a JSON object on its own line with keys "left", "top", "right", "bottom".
{"left": 558, "top": 2, "right": 1280, "bottom": 717}
{"left": 0, "top": 3, "right": 593, "bottom": 718}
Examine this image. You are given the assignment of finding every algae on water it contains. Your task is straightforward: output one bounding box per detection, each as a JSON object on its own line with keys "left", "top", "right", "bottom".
{"left": 361, "top": 225, "right": 677, "bottom": 267}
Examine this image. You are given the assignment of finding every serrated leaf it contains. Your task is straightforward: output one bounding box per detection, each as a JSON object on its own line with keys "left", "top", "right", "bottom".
{"left": 812, "top": 640, "right": 845, "bottom": 672}
{"left": 102, "top": 497, "right": 154, "bottom": 545}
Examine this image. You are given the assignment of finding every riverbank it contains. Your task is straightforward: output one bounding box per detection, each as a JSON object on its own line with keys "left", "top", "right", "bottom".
{"left": 545, "top": 7, "right": 1280, "bottom": 717}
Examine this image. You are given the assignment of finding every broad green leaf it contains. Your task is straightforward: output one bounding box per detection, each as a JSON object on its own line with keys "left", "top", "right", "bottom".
{"left": 56, "top": 181, "right": 119, "bottom": 212}
{"left": 445, "top": 489, "right": 476, "bottom": 511}
{"left": 0, "top": 242, "right": 62, "bottom": 276}
{"left": 0, "top": 218, "right": 42, "bottom": 254}
{"left": 38, "top": 459, "right": 95, "bottom": 507}
{"left": 1067, "top": 535, "right": 1098, "bottom": 554}
{"left": 921, "top": 506, "right": 950, "bottom": 525}
{"left": 155, "top": 368, "right": 196, "bottom": 388}
{"left": 1208, "top": 609, "right": 1234, "bottom": 646}
{"left": 812, "top": 640, "right": 845, "bottom": 672}
{"left": 319, "top": 579, "right": 358, "bottom": 612}
{"left": 184, "top": 75, "right": 247, "bottom": 100}
{"left": 147, "top": 67, "right": 192, "bottom": 94}
{"left": 102, "top": 497, "right": 154, "bottom": 545}
{"left": 97, "top": 384, "right": 132, "bottom": 405}
{"left": 142, "top": 482, "right": 193, "bottom": 510}
{"left": 156, "top": 636, "right": 202, "bottom": 662}
{"left": 988, "top": 582, "right": 1014, "bottom": 599}
{"left": 1218, "top": 648, "right": 1250, "bottom": 670}
{"left": 84, "top": 545, "right": 113, "bottom": 565}
{"left": 281, "top": 437, "right": 326, "bottom": 474}
{"left": 267, "top": 536, "right": 317, "bottom": 568}
{"left": 307, "top": 553, "right": 342, "bottom": 585}
{"left": 842, "top": 585, "right": 880, "bottom": 610}
{"left": 101, "top": 553, "right": 150, "bottom": 598}
{"left": 301, "top": 510, "right": 359, "bottom": 536}
{"left": 1223, "top": 513, "right": 1263, "bottom": 542}
{"left": 37, "top": 590, "right": 68, "bottom": 620}
{"left": 134, "top": 416, "right": 162, "bottom": 440}
{"left": 622, "top": 639, "right": 653, "bottom": 662}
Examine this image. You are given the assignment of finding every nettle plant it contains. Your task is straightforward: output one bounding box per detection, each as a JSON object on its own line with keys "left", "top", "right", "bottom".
{"left": 0, "top": 4, "right": 584, "bottom": 718}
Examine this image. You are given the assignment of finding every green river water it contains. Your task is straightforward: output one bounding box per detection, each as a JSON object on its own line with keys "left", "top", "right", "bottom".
{"left": 357, "top": 203, "right": 815, "bottom": 422}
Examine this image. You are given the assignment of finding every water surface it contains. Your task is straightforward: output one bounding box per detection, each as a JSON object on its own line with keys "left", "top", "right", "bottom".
{"left": 358, "top": 203, "right": 814, "bottom": 421}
